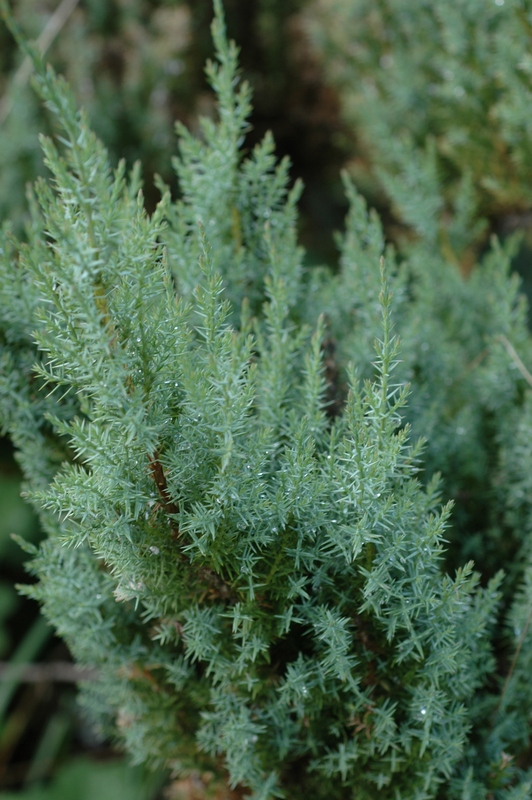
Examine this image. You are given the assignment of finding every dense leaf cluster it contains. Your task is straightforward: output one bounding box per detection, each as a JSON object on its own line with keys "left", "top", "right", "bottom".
{"left": 1, "top": 2, "right": 532, "bottom": 798}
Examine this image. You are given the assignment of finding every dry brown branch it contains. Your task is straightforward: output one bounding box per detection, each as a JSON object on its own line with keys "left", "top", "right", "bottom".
{"left": 495, "top": 601, "right": 532, "bottom": 719}
{"left": 499, "top": 334, "right": 532, "bottom": 389}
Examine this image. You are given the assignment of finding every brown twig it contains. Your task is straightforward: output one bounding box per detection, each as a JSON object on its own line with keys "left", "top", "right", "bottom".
{"left": 149, "top": 449, "right": 180, "bottom": 538}
{"left": 0, "top": 0, "right": 81, "bottom": 126}
{"left": 148, "top": 453, "right": 238, "bottom": 602}
{"left": 498, "top": 334, "right": 532, "bottom": 389}
{"left": 454, "top": 335, "right": 532, "bottom": 392}
{"left": 463, "top": 345, "right": 490, "bottom": 376}
{"left": 495, "top": 601, "right": 532, "bottom": 719}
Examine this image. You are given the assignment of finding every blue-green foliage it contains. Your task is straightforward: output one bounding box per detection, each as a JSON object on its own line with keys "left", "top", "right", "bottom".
{"left": 321, "top": 186, "right": 532, "bottom": 577}
{"left": 1, "top": 2, "right": 532, "bottom": 798}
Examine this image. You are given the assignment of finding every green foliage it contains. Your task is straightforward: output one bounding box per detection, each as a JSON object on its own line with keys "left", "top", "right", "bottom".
{"left": 0, "top": 0, "right": 311, "bottom": 236}
{"left": 1, "top": 2, "right": 532, "bottom": 798}
{"left": 0, "top": 471, "right": 40, "bottom": 655}
{"left": 0, "top": 0, "right": 194, "bottom": 232}
{"left": 0, "top": 757, "right": 161, "bottom": 800}
{"left": 317, "top": 182, "right": 532, "bottom": 582}
{"left": 307, "top": 0, "right": 532, "bottom": 259}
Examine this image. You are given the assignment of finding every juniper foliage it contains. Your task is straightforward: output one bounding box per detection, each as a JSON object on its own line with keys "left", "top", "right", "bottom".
{"left": 1, "top": 2, "right": 532, "bottom": 798}
{"left": 0, "top": 0, "right": 314, "bottom": 237}
{"left": 307, "top": 0, "right": 532, "bottom": 259}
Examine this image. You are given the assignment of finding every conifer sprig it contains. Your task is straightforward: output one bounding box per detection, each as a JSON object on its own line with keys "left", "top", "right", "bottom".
{"left": 1, "top": 1, "right": 532, "bottom": 797}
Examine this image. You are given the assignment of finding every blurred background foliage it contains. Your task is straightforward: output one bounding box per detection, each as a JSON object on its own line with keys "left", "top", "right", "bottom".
{"left": 0, "top": 0, "right": 351, "bottom": 256}
{"left": 305, "top": 0, "right": 532, "bottom": 275}
{"left": 2, "top": 0, "right": 532, "bottom": 797}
